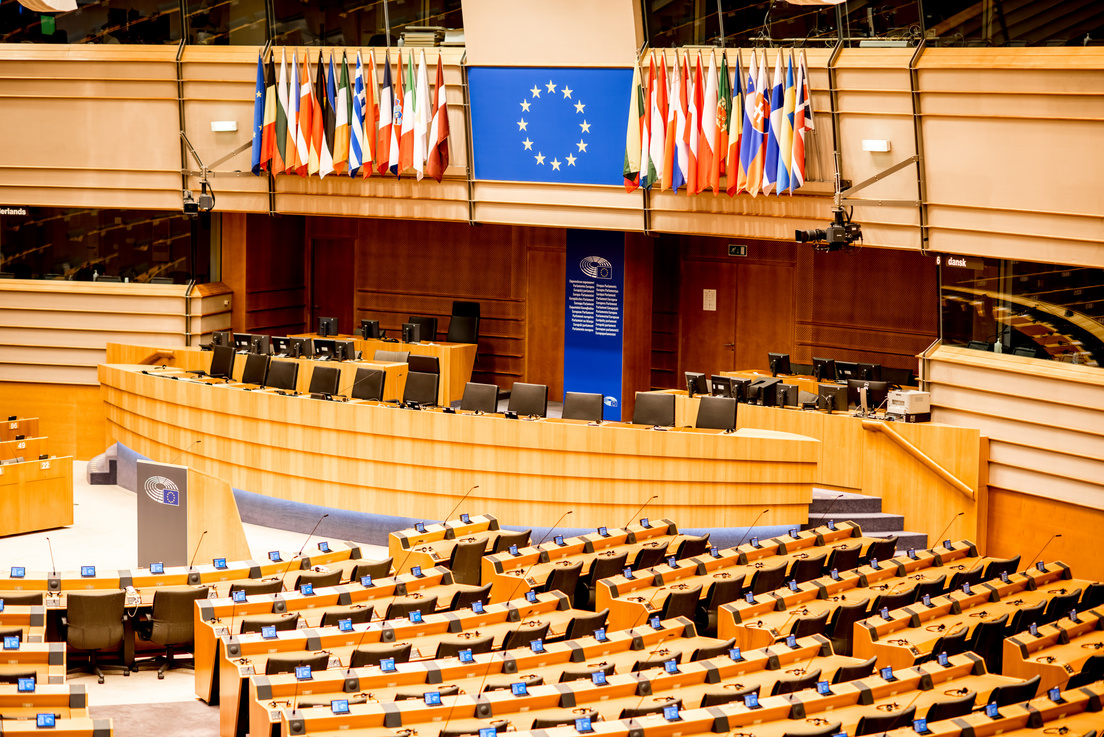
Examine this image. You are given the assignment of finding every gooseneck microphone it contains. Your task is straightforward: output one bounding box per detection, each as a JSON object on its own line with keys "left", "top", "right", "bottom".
{"left": 929, "top": 512, "right": 964, "bottom": 553}
{"left": 46, "top": 537, "right": 57, "bottom": 576}
{"left": 623, "top": 495, "right": 659, "bottom": 530}
{"left": 392, "top": 486, "right": 480, "bottom": 578}
{"left": 1029, "top": 533, "right": 1063, "bottom": 572}
{"left": 296, "top": 514, "right": 330, "bottom": 559}
{"left": 506, "top": 510, "right": 574, "bottom": 602}
{"left": 734, "top": 509, "right": 771, "bottom": 550}
{"left": 188, "top": 530, "right": 209, "bottom": 571}
{"left": 168, "top": 439, "right": 203, "bottom": 466}
{"left": 815, "top": 494, "right": 845, "bottom": 529}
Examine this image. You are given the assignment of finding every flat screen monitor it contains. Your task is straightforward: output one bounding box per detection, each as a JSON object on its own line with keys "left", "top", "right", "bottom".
{"left": 846, "top": 379, "right": 889, "bottom": 412}
{"left": 289, "top": 337, "right": 313, "bottom": 359}
{"left": 966, "top": 340, "right": 990, "bottom": 352}
{"left": 778, "top": 384, "right": 799, "bottom": 407}
{"left": 730, "top": 376, "right": 751, "bottom": 403}
{"left": 768, "top": 352, "right": 791, "bottom": 377}
{"left": 685, "top": 372, "right": 707, "bottom": 398}
{"left": 882, "top": 366, "right": 915, "bottom": 388}
{"left": 835, "top": 361, "right": 859, "bottom": 383}
{"left": 401, "top": 322, "right": 421, "bottom": 343}
{"left": 318, "top": 317, "right": 339, "bottom": 338}
{"left": 249, "top": 335, "right": 270, "bottom": 355}
{"left": 271, "top": 337, "right": 291, "bottom": 356}
{"left": 818, "top": 384, "right": 847, "bottom": 412}
{"left": 748, "top": 377, "right": 781, "bottom": 406}
{"left": 812, "top": 357, "right": 836, "bottom": 383}
{"left": 1012, "top": 346, "right": 1038, "bottom": 358}
{"left": 710, "top": 375, "right": 733, "bottom": 398}
{"left": 334, "top": 340, "right": 357, "bottom": 361}
{"left": 360, "top": 319, "right": 380, "bottom": 339}
{"left": 211, "top": 330, "right": 231, "bottom": 348}
{"left": 313, "top": 339, "right": 337, "bottom": 360}
{"left": 233, "top": 333, "right": 253, "bottom": 351}
{"left": 857, "top": 362, "right": 883, "bottom": 381}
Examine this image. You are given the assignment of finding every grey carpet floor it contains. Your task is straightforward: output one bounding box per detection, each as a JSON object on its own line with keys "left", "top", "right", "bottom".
{"left": 90, "top": 701, "right": 219, "bottom": 737}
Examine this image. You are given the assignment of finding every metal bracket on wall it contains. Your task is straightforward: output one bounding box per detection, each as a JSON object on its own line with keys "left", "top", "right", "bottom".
{"left": 837, "top": 155, "right": 921, "bottom": 208}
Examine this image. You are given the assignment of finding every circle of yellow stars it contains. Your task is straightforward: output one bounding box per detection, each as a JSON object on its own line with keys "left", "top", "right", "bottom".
{"left": 516, "top": 78, "right": 590, "bottom": 172}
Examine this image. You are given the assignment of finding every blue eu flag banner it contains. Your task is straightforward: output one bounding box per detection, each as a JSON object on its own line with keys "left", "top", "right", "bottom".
{"left": 469, "top": 67, "right": 633, "bottom": 186}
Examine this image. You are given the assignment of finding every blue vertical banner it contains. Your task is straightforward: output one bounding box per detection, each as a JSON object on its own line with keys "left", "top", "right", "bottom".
{"left": 564, "top": 230, "right": 624, "bottom": 421}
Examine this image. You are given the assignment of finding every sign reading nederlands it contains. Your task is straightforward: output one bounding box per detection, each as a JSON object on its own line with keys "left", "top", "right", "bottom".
{"left": 564, "top": 230, "right": 624, "bottom": 421}
{"left": 136, "top": 461, "right": 189, "bottom": 567}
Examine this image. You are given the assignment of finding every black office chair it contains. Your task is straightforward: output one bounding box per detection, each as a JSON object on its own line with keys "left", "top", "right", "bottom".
{"left": 349, "top": 642, "right": 412, "bottom": 668}
{"left": 920, "top": 626, "right": 969, "bottom": 663}
{"left": 491, "top": 529, "right": 530, "bottom": 554}
{"left": 699, "top": 683, "right": 760, "bottom": 708}
{"left": 320, "top": 605, "right": 374, "bottom": 627}
{"left": 771, "top": 668, "right": 821, "bottom": 695}
{"left": 482, "top": 673, "right": 544, "bottom": 693}
{"left": 385, "top": 595, "right": 438, "bottom": 621}
{"left": 508, "top": 383, "right": 549, "bottom": 417}
{"left": 208, "top": 345, "right": 236, "bottom": 379}
{"left": 450, "top": 583, "right": 492, "bottom": 611}
{"left": 632, "top": 392, "right": 676, "bottom": 426}
{"left": 308, "top": 365, "right": 341, "bottom": 395}
{"left": 446, "top": 538, "right": 487, "bottom": 586}
{"left": 265, "top": 651, "right": 329, "bottom": 676}
{"left": 0, "top": 627, "right": 23, "bottom": 643}
{"left": 408, "top": 354, "right": 440, "bottom": 374}
{"left": 445, "top": 315, "right": 479, "bottom": 344}
{"left": 947, "top": 564, "right": 986, "bottom": 592}
{"left": 294, "top": 568, "right": 342, "bottom": 592}
{"left": 1042, "top": 588, "right": 1083, "bottom": 625}
{"left": 501, "top": 621, "right": 550, "bottom": 651}
{"left": 632, "top": 545, "right": 667, "bottom": 571}
{"left": 827, "top": 597, "right": 871, "bottom": 657}
{"left": 924, "top": 692, "right": 976, "bottom": 722}
{"left": 403, "top": 371, "right": 440, "bottom": 406}
{"left": 240, "top": 353, "right": 270, "bottom": 386}
{"left": 982, "top": 555, "right": 1021, "bottom": 581}
{"left": 790, "top": 552, "right": 828, "bottom": 583}
{"left": 987, "top": 675, "right": 1041, "bottom": 707}
{"left": 374, "top": 349, "right": 411, "bottom": 363}
{"left": 689, "top": 637, "right": 736, "bottom": 662}
{"left": 265, "top": 360, "right": 299, "bottom": 391}
{"left": 351, "top": 557, "right": 394, "bottom": 582}
{"left": 543, "top": 560, "right": 583, "bottom": 598}
{"left": 870, "top": 588, "right": 916, "bottom": 616}
{"left": 696, "top": 577, "right": 745, "bottom": 637}
{"left": 854, "top": 706, "right": 916, "bottom": 736}
{"left": 461, "top": 382, "right": 500, "bottom": 413}
{"left": 135, "top": 585, "right": 210, "bottom": 679}
{"left": 830, "top": 656, "right": 877, "bottom": 684}
{"left": 229, "top": 578, "right": 284, "bottom": 596}
{"left": 559, "top": 609, "right": 609, "bottom": 642}
{"left": 658, "top": 584, "right": 703, "bottom": 621}
{"left": 64, "top": 590, "right": 129, "bottom": 683}
{"left": 0, "top": 592, "right": 43, "bottom": 606}
{"left": 912, "top": 574, "right": 947, "bottom": 602}
{"left": 782, "top": 722, "right": 843, "bottom": 737}
{"left": 1068, "top": 654, "right": 1104, "bottom": 689}
{"left": 826, "top": 543, "right": 862, "bottom": 573}
{"left": 350, "top": 367, "right": 386, "bottom": 400}
{"left": 790, "top": 609, "right": 831, "bottom": 638}
{"left": 967, "top": 614, "right": 1010, "bottom": 673}
{"left": 561, "top": 391, "right": 604, "bottom": 421}
{"left": 1080, "top": 582, "right": 1104, "bottom": 610}
{"left": 695, "top": 396, "right": 737, "bottom": 430}
{"left": 407, "top": 316, "right": 438, "bottom": 342}
{"left": 436, "top": 634, "right": 494, "bottom": 659}
{"left": 238, "top": 612, "right": 299, "bottom": 634}
{"left": 748, "top": 561, "right": 788, "bottom": 595}
{"left": 1007, "top": 600, "right": 1045, "bottom": 636}
{"left": 673, "top": 533, "right": 710, "bottom": 560}
{"left": 575, "top": 550, "right": 627, "bottom": 609}
{"left": 862, "top": 536, "right": 898, "bottom": 565}
{"left": 632, "top": 650, "right": 685, "bottom": 673}
{"left": 559, "top": 662, "right": 616, "bottom": 683}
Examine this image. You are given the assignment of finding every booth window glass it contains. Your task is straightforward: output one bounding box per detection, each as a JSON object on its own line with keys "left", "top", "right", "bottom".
{"left": 940, "top": 255, "right": 1104, "bottom": 368}
{"left": 0, "top": 207, "right": 212, "bottom": 284}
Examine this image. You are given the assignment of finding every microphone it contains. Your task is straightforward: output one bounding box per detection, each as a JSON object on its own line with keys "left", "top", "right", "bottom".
{"left": 189, "top": 530, "right": 209, "bottom": 571}
{"left": 392, "top": 486, "right": 480, "bottom": 578}
{"left": 279, "top": 514, "right": 330, "bottom": 593}
{"left": 734, "top": 509, "right": 771, "bottom": 551}
{"left": 1029, "top": 534, "right": 1062, "bottom": 573}
{"left": 623, "top": 495, "right": 659, "bottom": 530}
{"left": 813, "top": 494, "right": 845, "bottom": 530}
{"left": 506, "top": 510, "right": 573, "bottom": 602}
{"left": 46, "top": 537, "right": 57, "bottom": 576}
{"left": 928, "top": 512, "right": 964, "bottom": 553}
{"left": 168, "top": 439, "right": 202, "bottom": 467}
{"left": 334, "top": 364, "right": 390, "bottom": 401}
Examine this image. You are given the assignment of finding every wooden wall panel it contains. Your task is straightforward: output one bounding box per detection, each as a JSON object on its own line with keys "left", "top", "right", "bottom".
{"left": 987, "top": 488, "right": 1104, "bottom": 583}
{"left": 621, "top": 234, "right": 654, "bottom": 421}
{"left": 525, "top": 245, "right": 566, "bottom": 401}
{"left": 0, "top": 383, "right": 103, "bottom": 460}
{"left": 222, "top": 213, "right": 306, "bottom": 335}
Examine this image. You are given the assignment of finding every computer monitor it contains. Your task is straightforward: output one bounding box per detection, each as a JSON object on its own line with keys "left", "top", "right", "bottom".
{"left": 334, "top": 340, "right": 357, "bottom": 361}
{"left": 881, "top": 366, "right": 915, "bottom": 388}
{"left": 835, "top": 361, "right": 859, "bottom": 382}
{"left": 812, "top": 357, "right": 836, "bottom": 383}
{"left": 710, "top": 375, "right": 733, "bottom": 398}
{"left": 748, "top": 377, "right": 781, "bottom": 406}
{"left": 731, "top": 376, "right": 752, "bottom": 403}
{"left": 402, "top": 322, "right": 421, "bottom": 343}
{"left": 685, "top": 372, "right": 707, "bottom": 398}
{"left": 857, "top": 362, "right": 882, "bottom": 381}
{"left": 768, "top": 353, "right": 791, "bottom": 377}
{"left": 271, "top": 337, "right": 291, "bottom": 356}
{"left": 211, "top": 330, "right": 231, "bottom": 348}
{"left": 289, "top": 337, "right": 313, "bottom": 359}
{"left": 233, "top": 333, "right": 253, "bottom": 351}
{"left": 966, "top": 340, "right": 990, "bottom": 352}
{"left": 778, "top": 384, "right": 799, "bottom": 407}
{"left": 1012, "top": 346, "right": 1038, "bottom": 358}
{"left": 313, "top": 339, "right": 337, "bottom": 360}
{"left": 846, "top": 379, "right": 889, "bottom": 412}
{"left": 818, "top": 384, "right": 847, "bottom": 412}
{"left": 249, "top": 335, "right": 270, "bottom": 355}
{"left": 360, "top": 319, "right": 380, "bottom": 339}
{"left": 318, "top": 317, "right": 339, "bottom": 338}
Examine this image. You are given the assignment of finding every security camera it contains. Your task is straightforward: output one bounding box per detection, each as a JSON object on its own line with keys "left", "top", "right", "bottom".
{"left": 796, "top": 209, "right": 862, "bottom": 252}
{"left": 182, "top": 189, "right": 199, "bottom": 215}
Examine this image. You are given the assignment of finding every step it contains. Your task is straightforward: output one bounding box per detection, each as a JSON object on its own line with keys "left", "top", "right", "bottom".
{"left": 889, "top": 531, "right": 928, "bottom": 553}
{"left": 808, "top": 489, "right": 882, "bottom": 515}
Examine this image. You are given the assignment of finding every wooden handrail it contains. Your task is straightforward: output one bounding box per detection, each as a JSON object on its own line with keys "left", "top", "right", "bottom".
{"left": 137, "top": 349, "right": 177, "bottom": 365}
{"left": 860, "top": 419, "right": 975, "bottom": 500}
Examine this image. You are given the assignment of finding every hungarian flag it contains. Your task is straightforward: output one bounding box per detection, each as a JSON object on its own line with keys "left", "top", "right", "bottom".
{"left": 377, "top": 51, "right": 393, "bottom": 176}
{"left": 250, "top": 53, "right": 265, "bottom": 176}
{"left": 776, "top": 52, "right": 796, "bottom": 194}
{"left": 260, "top": 56, "right": 278, "bottom": 173}
{"left": 791, "top": 49, "right": 814, "bottom": 190}
{"left": 413, "top": 50, "right": 430, "bottom": 181}
{"left": 426, "top": 52, "right": 450, "bottom": 183}
{"left": 317, "top": 51, "right": 334, "bottom": 178}
{"left": 711, "top": 52, "right": 731, "bottom": 195}
{"left": 333, "top": 52, "right": 351, "bottom": 175}
{"left": 622, "top": 63, "right": 642, "bottom": 192}
{"left": 275, "top": 49, "right": 290, "bottom": 175}
{"left": 388, "top": 52, "right": 404, "bottom": 176}
{"left": 295, "top": 51, "right": 311, "bottom": 177}
{"left": 697, "top": 50, "right": 718, "bottom": 195}
{"left": 725, "top": 51, "right": 745, "bottom": 196}
{"left": 398, "top": 50, "right": 416, "bottom": 175}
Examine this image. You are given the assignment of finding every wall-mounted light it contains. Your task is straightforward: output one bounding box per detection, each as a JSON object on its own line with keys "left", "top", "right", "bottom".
{"left": 862, "top": 139, "right": 891, "bottom": 153}
{"left": 210, "top": 121, "right": 238, "bottom": 132}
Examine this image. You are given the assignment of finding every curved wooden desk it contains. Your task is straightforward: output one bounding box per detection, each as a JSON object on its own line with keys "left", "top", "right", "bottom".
{"left": 98, "top": 363, "right": 819, "bottom": 530}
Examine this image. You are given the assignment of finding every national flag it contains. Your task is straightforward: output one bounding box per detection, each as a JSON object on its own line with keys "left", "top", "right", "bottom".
{"left": 388, "top": 52, "right": 404, "bottom": 176}
{"left": 413, "top": 50, "right": 430, "bottom": 180}
{"left": 260, "top": 56, "right": 277, "bottom": 173}
{"left": 647, "top": 52, "right": 666, "bottom": 189}
{"left": 377, "top": 51, "right": 393, "bottom": 176}
{"left": 776, "top": 52, "right": 796, "bottom": 194}
{"left": 712, "top": 52, "right": 731, "bottom": 195}
{"left": 332, "top": 52, "right": 351, "bottom": 175}
{"left": 623, "top": 64, "right": 642, "bottom": 192}
{"left": 426, "top": 52, "right": 450, "bottom": 183}
{"left": 661, "top": 54, "right": 680, "bottom": 192}
{"left": 250, "top": 53, "right": 265, "bottom": 175}
{"left": 725, "top": 51, "right": 745, "bottom": 197}
{"left": 763, "top": 51, "right": 784, "bottom": 195}
{"left": 686, "top": 53, "right": 702, "bottom": 195}
{"left": 791, "top": 49, "right": 813, "bottom": 190}
{"left": 398, "top": 50, "right": 416, "bottom": 175}
{"left": 304, "top": 53, "right": 320, "bottom": 175}
{"left": 363, "top": 51, "right": 379, "bottom": 177}
{"left": 672, "top": 52, "right": 689, "bottom": 193}
{"left": 295, "top": 51, "right": 312, "bottom": 177}
{"left": 350, "top": 51, "right": 366, "bottom": 177}
{"left": 739, "top": 50, "right": 769, "bottom": 196}
{"left": 697, "top": 50, "right": 718, "bottom": 194}
{"left": 275, "top": 49, "right": 290, "bottom": 175}
{"left": 638, "top": 58, "right": 653, "bottom": 190}
{"left": 317, "top": 51, "right": 334, "bottom": 178}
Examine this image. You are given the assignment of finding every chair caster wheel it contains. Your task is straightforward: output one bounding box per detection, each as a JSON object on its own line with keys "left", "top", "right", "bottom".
{"left": 158, "top": 672, "right": 165, "bottom": 680}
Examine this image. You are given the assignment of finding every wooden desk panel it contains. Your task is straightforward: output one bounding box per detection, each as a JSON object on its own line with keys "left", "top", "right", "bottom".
{"left": 0, "top": 436, "right": 44, "bottom": 463}
{"left": 99, "top": 364, "right": 819, "bottom": 530}
{"left": 0, "top": 417, "right": 39, "bottom": 442}
{"left": 0, "top": 456, "right": 73, "bottom": 536}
